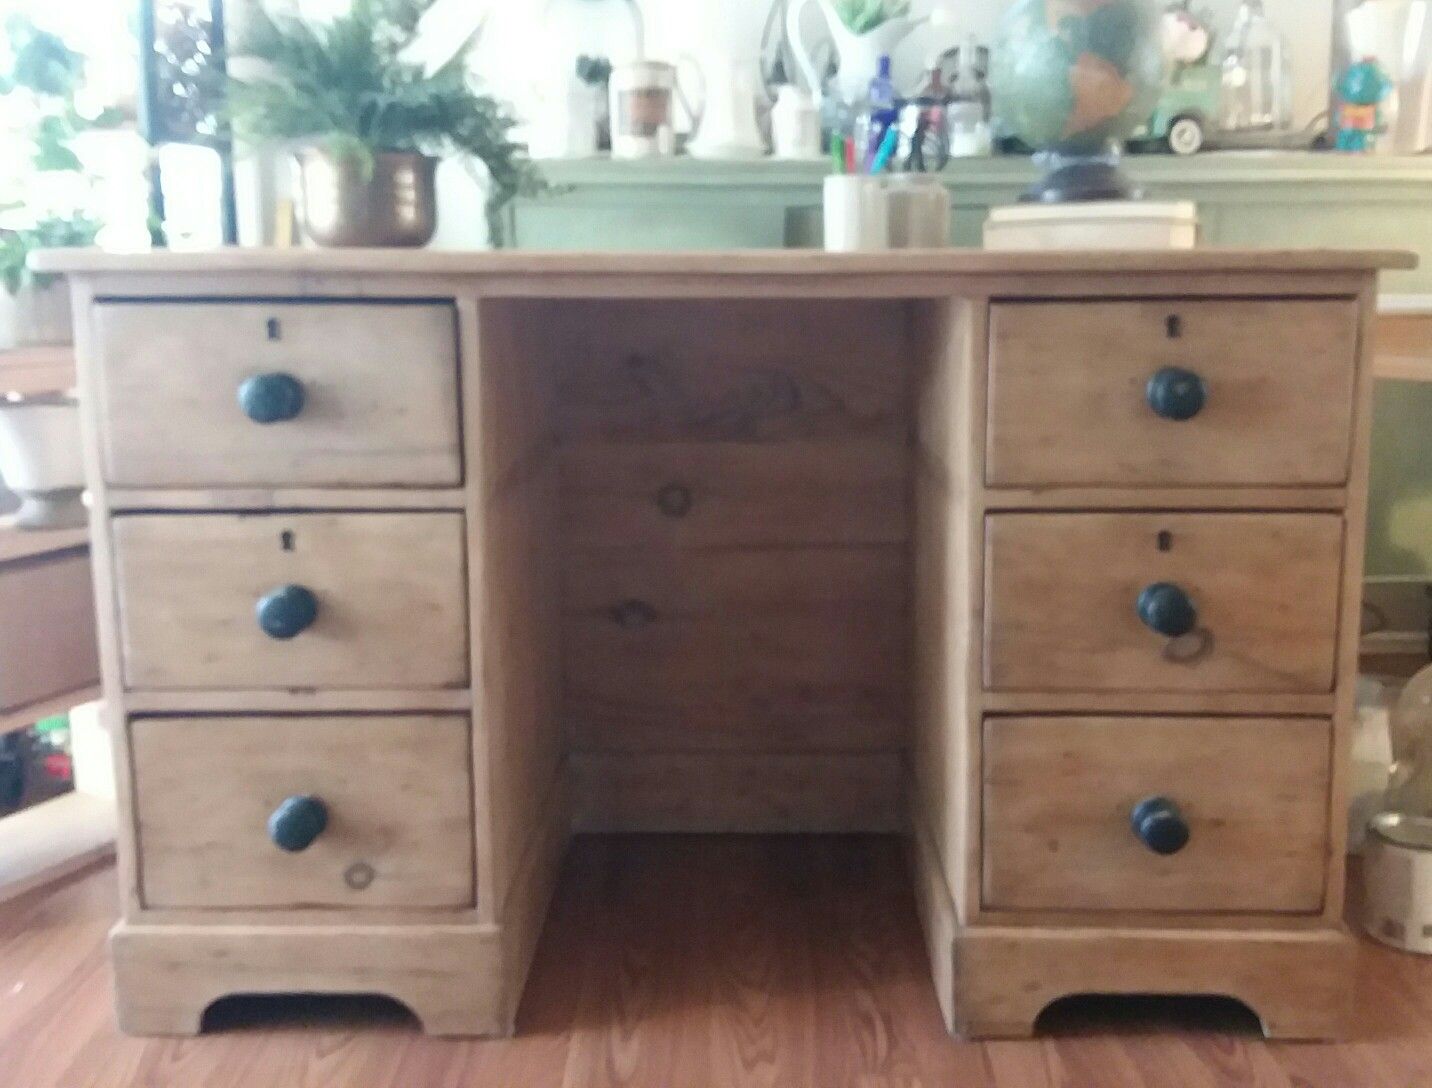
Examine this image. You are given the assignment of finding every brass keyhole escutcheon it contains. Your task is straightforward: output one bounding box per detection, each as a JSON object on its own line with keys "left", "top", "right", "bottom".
{"left": 344, "top": 861, "right": 376, "bottom": 890}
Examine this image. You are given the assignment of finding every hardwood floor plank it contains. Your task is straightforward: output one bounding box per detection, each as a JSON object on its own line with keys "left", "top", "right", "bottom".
{"left": 5, "top": 839, "right": 1432, "bottom": 1088}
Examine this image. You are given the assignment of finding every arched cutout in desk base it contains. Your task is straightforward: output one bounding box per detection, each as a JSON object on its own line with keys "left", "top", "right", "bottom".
{"left": 943, "top": 925, "right": 1358, "bottom": 1041}
{"left": 110, "top": 922, "right": 515, "bottom": 1038}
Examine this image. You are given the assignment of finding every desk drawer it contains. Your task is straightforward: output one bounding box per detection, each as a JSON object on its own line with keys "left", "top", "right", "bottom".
{"left": 93, "top": 301, "right": 461, "bottom": 487}
{"left": 133, "top": 714, "right": 474, "bottom": 909}
{"left": 984, "top": 513, "right": 1342, "bottom": 694}
{"left": 986, "top": 299, "right": 1360, "bottom": 487}
{"left": 982, "top": 716, "right": 1330, "bottom": 914}
{"left": 113, "top": 512, "right": 468, "bottom": 690}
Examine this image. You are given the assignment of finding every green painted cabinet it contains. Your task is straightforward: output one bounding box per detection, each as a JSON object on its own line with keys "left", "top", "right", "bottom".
{"left": 514, "top": 153, "right": 1432, "bottom": 296}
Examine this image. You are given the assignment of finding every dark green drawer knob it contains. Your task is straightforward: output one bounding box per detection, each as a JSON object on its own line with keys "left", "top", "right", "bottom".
{"left": 238, "top": 372, "right": 306, "bottom": 424}
{"left": 268, "top": 795, "right": 328, "bottom": 852}
{"left": 256, "top": 584, "right": 318, "bottom": 640}
{"left": 1131, "top": 796, "right": 1190, "bottom": 856}
{"left": 655, "top": 482, "right": 693, "bottom": 518}
{"left": 1145, "top": 367, "right": 1206, "bottom": 422}
{"left": 1136, "top": 582, "right": 1197, "bottom": 639}
{"left": 611, "top": 599, "right": 657, "bottom": 630}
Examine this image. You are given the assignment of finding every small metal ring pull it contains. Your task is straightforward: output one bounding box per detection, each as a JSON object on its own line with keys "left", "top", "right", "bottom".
{"left": 611, "top": 599, "right": 657, "bottom": 630}
{"left": 655, "top": 482, "right": 694, "bottom": 519}
{"left": 1163, "top": 627, "right": 1214, "bottom": 664}
{"left": 344, "top": 861, "right": 376, "bottom": 890}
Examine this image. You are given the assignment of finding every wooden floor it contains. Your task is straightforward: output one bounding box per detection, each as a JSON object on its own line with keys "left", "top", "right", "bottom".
{"left": 5, "top": 835, "right": 1432, "bottom": 1087}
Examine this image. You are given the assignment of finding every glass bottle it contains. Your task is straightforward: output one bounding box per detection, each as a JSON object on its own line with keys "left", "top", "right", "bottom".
{"left": 1219, "top": 0, "right": 1292, "bottom": 132}
{"left": 1387, "top": 663, "right": 1432, "bottom": 817}
{"left": 946, "top": 37, "right": 992, "bottom": 158}
{"left": 853, "top": 55, "right": 899, "bottom": 168}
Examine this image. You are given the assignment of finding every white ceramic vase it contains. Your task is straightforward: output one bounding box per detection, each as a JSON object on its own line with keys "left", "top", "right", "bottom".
{"left": 0, "top": 281, "right": 74, "bottom": 351}
{"left": 0, "top": 396, "right": 86, "bottom": 529}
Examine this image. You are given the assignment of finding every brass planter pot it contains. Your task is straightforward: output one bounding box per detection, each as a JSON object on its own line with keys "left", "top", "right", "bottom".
{"left": 295, "top": 148, "right": 438, "bottom": 247}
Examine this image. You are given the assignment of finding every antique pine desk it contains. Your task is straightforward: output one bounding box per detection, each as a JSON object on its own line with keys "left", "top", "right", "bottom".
{"left": 35, "top": 247, "right": 1412, "bottom": 1039}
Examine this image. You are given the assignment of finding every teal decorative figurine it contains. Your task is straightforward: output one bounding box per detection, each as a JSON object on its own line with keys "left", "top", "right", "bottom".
{"left": 1335, "top": 58, "right": 1393, "bottom": 153}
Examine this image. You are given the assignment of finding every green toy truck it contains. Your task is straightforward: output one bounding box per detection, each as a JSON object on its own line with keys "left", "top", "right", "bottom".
{"left": 1132, "top": 62, "right": 1222, "bottom": 155}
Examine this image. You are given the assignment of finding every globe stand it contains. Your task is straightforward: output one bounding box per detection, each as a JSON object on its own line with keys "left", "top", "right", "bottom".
{"left": 985, "top": 147, "right": 1197, "bottom": 250}
{"left": 1020, "top": 150, "right": 1144, "bottom": 204}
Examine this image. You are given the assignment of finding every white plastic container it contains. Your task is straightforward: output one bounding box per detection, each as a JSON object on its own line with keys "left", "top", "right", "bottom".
{"left": 771, "top": 85, "right": 822, "bottom": 159}
{"left": 1363, "top": 811, "right": 1432, "bottom": 953}
{"left": 984, "top": 200, "right": 1200, "bottom": 251}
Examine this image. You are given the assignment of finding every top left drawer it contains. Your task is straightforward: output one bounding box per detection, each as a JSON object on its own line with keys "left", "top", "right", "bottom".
{"left": 92, "top": 301, "right": 461, "bottom": 488}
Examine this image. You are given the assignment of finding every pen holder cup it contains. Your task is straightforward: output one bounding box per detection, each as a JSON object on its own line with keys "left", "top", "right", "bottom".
{"left": 823, "top": 175, "right": 951, "bottom": 252}
{"left": 823, "top": 176, "right": 890, "bottom": 252}
{"left": 885, "top": 175, "right": 952, "bottom": 249}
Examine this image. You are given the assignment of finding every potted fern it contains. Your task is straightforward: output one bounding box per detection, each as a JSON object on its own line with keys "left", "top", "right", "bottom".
{"left": 225, "top": 0, "right": 541, "bottom": 247}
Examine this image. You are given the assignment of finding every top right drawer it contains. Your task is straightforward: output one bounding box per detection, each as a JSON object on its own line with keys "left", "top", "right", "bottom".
{"left": 986, "top": 298, "right": 1361, "bottom": 488}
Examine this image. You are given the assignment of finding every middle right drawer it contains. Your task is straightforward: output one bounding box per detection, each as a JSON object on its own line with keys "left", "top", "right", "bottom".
{"left": 984, "top": 512, "right": 1343, "bottom": 693}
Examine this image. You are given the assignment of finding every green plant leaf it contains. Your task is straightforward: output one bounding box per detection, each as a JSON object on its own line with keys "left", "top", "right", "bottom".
{"left": 5, "top": 17, "right": 85, "bottom": 98}
{"left": 0, "top": 214, "right": 97, "bottom": 296}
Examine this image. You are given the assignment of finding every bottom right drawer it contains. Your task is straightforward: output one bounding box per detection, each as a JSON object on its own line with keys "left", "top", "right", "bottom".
{"left": 982, "top": 716, "right": 1331, "bottom": 914}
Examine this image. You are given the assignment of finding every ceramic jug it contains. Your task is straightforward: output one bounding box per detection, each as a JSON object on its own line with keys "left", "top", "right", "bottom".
{"left": 786, "top": 0, "right": 927, "bottom": 106}
{"left": 609, "top": 59, "right": 704, "bottom": 158}
{"left": 688, "top": 55, "right": 767, "bottom": 159}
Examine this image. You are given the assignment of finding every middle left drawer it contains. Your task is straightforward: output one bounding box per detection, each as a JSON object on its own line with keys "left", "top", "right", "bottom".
{"left": 113, "top": 512, "right": 469, "bottom": 690}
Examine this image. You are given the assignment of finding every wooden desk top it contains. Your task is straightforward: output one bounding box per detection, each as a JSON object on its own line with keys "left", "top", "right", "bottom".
{"left": 32, "top": 247, "right": 1416, "bottom": 278}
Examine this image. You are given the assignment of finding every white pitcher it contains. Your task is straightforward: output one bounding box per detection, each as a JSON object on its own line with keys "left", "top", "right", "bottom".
{"left": 786, "top": 0, "right": 928, "bottom": 106}
{"left": 688, "top": 55, "right": 767, "bottom": 159}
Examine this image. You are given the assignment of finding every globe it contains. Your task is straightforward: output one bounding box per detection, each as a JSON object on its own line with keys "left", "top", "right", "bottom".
{"left": 991, "top": 0, "right": 1164, "bottom": 171}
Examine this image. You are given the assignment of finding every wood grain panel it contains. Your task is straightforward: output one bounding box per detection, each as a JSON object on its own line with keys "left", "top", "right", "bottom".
{"left": 479, "top": 457, "right": 564, "bottom": 917}
{"left": 986, "top": 298, "right": 1360, "bottom": 487}
{"left": 0, "top": 549, "right": 98, "bottom": 712}
{"left": 93, "top": 301, "right": 460, "bottom": 487}
{"left": 563, "top": 545, "right": 908, "bottom": 752}
{"left": 131, "top": 715, "right": 473, "bottom": 910}
{"left": 542, "top": 298, "right": 912, "bottom": 443}
{"left": 982, "top": 716, "right": 1331, "bottom": 914}
{"left": 571, "top": 752, "right": 903, "bottom": 832}
{"left": 560, "top": 439, "right": 908, "bottom": 548}
{"left": 984, "top": 512, "right": 1343, "bottom": 694}
{"left": 1373, "top": 309, "right": 1432, "bottom": 381}
{"left": 113, "top": 512, "right": 468, "bottom": 690}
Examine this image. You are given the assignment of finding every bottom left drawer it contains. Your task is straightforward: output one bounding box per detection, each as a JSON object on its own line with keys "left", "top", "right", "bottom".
{"left": 132, "top": 715, "right": 474, "bottom": 910}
